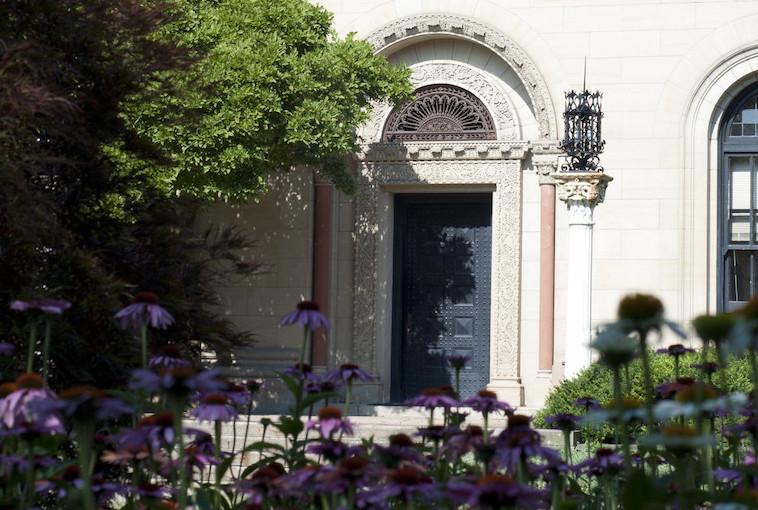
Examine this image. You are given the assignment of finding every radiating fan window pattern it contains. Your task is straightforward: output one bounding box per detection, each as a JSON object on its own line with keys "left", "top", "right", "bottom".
{"left": 382, "top": 85, "right": 497, "bottom": 142}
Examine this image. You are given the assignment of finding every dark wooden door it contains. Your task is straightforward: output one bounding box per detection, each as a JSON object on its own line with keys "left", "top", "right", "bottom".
{"left": 392, "top": 194, "right": 492, "bottom": 401}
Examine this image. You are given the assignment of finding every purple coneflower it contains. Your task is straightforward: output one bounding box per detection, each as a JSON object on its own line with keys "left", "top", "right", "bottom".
{"left": 148, "top": 344, "right": 191, "bottom": 369}
{"left": 10, "top": 298, "right": 71, "bottom": 315}
{"left": 444, "top": 425, "right": 485, "bottom": 460}
{"left": 306, "top": 440, "right": 362, "bottom": 462}
{"left": 0, "top": 373, "right": 62, "bottom": 432}
{"left": 575, "top": 448, "right": 624, "bottom": 477}
{"left": 306, "top": 379, "right": 341, "bottom": 395}
{"left": 236, "top": 463, "right": 286, "bottom": 499}
{"left": 545, "top": 413, "right": 580, "bottom": 432}
{"left": 34, "top": 385, "right": 132, "bottom": 422}
{"left": 494, "top": 415, "right": 561, "bottom": 472}
{"left": 129, "top": 366, "right": 225, "bottom": 397}
{"left": 447, "top": 354, "right": 470, "bottom": 370}
{"left": 692, "top": 361, "right": 720, "bottom": 382}
{"left": 656, "top": 344, "right": 696, "bottom": 357}
{"left": 191, "top": 393, "right": 238, "bottom": 423}
{"left": 359, "top": 465, "right": 438, "bottom": 506}
{"left": 220, "top": 381, "right": 252, "bottom": 407}
{"left": 283, "top": 363, "right": 319, "bottom": 381}
{"left": 306, "top": 406, "right": 353, "bottom": 438}
{"left": 333, "top": 456, "right": 372, "bottom": 485}
{"left": 280, "top": 300, "right": 329, "bottom": 331}
{"left": 375, "top": 433, "right": 426, "bottom": 467}
{"left": 465, "top": 474, "right": 548, "bottom": 509}
{"left": 114, "top": 291, "right": 174, "bottom": 331}
{"left": 406, "top": 387, "right": 459, "bottom": 410}
{"left": 275, "top": 464, "right": 326, "bottom": 498}
{"left": 327, "top": 363, "right": 373, "bottom": 384}
{"left": 463, "top": 390, "right": 513, "bottom": 416}
{"left": 573, "top": 396, "right": 600, "bottom": 412}
{"left": 116, "top": 412, "right": 180, "bottom": 450}
{"left": 416, "top": 425, "right": 458, "bottom": 443}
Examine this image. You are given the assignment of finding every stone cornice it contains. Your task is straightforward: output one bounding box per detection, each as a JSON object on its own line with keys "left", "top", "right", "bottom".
{"left": 553, "top": 172, "right": 613, "bottom": 206}
{"left": 358, "top": 141, "right": 530, "bottom": 162}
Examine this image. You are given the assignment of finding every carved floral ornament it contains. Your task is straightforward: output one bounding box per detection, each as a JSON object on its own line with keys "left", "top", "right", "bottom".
{"left": 382, "top": 84, "right": 496, "bottom": 142}
{"left": 358, "top": 61, "right": 518, "bottom": 149}
{"left": 553, "top": 172, "right": 613, "bottom": 206}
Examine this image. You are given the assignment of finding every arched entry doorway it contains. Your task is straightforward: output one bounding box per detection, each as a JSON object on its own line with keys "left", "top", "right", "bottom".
{"left": 352, "top": 15, "right": 559, "bottom": 405}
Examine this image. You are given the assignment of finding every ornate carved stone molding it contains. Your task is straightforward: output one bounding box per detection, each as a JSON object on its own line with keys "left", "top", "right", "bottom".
{"left": 383, "top": 84, "right": 496, "bottom": 142}
{"left": 553, "top": 172, "right": 612, "bottom": 206}
{"left": 365, "top": 14, "right": 557, "bottom": 139}
{"left": 360, "top": 61, "right": 518, "bottom": 144}
{"left": 359, "top": 141, "right": 528, "bottom": 162}
{"left": 553, "top": 172, "right": 613, "bottom": 225}
{"left": 352, "top": 160, "right": 522, "bottom": 386}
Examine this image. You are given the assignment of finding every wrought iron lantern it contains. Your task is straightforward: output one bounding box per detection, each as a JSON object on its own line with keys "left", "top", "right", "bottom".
{"left": 559, "top": 90, "right": 605, "bottom": 172}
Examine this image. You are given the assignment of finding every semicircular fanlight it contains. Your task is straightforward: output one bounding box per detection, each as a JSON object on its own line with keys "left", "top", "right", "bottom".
{"left": 382, "top": 84, "right": 496, "bottom": 142}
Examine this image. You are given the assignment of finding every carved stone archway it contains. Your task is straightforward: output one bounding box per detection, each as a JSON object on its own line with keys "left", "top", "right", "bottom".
{"left": 365, "top": 14, "right": 557, "bottom": 140}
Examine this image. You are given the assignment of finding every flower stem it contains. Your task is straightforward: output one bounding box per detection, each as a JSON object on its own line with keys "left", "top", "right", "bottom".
{"left": 638, "top": 332, "right": 655, "bottom": 430}
{"left": 41, "top": 320, "right": 52, "bottom": 386}
{"left": 238, "top": 401, "right": 254, "bottom": 479}
{"left": 171, "top": 402, "right": 188, "bottom": 510}
{"left": 74, "top": 419, "right": 96, "bottom": 510}
{"left": 214, "top": 420, "right": 223, "bottom": 507}
{"left": 20, "top": 441, "right": 36, "bottom": 510}
{"left": 140, "top": 323, "right": 148, "bottom": 369}
{"left": 26, "top": 321, "right": 37, "bottom": 373}
{"left": 613, "top": 367, "right": 631, "bottom": 475}
{"left": 299, "top": 328, "right": 309, "bottom": 367}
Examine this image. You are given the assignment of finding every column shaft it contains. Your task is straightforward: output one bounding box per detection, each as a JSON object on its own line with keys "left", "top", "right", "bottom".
{"left": 564, "top": 201, "right": 594, "bottom": 378}
{"left": 538, "top": 183, "right": 556, "bottom": 371}
{"left": 311, "top": 183, "right": 332, "bottom": 367}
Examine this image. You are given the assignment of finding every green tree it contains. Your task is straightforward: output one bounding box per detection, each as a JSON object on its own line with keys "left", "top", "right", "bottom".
{"left": 123, "top": 0, "right": 412, "bottom": 200}
{"left": 0, "top": 0, "right": 410, "bottom": 388}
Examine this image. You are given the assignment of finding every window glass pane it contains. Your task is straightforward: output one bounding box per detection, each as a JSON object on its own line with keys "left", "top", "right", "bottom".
{"left": 728, "top": 95, "right": 758, "bottom": 137}
{"left": 726, "top": 250, "right": 752, "bottom": 302}
{"left": 730, "top": 157, "right": 751, "bottom": 210}
{"left": 731, "top": 214, "right": 750, "bottom": 243}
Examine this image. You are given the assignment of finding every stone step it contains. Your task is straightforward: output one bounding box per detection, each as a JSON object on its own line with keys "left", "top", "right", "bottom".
{"left": 185, "top": 414, "right": 565, "bottom": 453}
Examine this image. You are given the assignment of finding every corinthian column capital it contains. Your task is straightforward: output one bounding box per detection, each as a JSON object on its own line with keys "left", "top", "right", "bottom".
{"left": 553, "top": 172, "right": 613, "bottom": 207}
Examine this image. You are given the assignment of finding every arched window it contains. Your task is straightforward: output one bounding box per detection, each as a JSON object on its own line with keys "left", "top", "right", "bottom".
{"left": 382, "top": 84, "right": 496, "bottom": 142}
{"left": 720, "top": 87, "right": 758, "bottom": 310}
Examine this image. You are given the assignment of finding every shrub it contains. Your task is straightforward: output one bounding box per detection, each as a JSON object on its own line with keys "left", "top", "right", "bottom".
{"left": 534, "top": 350, "right": 753, "bottom": 441}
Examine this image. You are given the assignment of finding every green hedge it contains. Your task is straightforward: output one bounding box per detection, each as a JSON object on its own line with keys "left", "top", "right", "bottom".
{"left": 533, "top": 351, "right": 753, "bottom": 441}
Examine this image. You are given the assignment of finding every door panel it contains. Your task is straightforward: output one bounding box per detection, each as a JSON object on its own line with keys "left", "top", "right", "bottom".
{"left": 392, "top": 195, "right": 492, "bottom": 401}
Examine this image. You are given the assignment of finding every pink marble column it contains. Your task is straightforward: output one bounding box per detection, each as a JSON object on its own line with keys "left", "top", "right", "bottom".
{"left": 311, "top": 183, "right": 332, "bottom": 367}
{"left": 539, "top": 182, "right": 556, "bottom": 371}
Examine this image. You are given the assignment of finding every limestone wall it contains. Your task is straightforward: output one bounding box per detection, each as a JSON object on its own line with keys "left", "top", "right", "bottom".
{"left": 204, "top": 0, "right": 758, "bottom": 410}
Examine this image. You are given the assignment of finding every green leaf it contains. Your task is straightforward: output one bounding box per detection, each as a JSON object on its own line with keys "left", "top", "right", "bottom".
{"left": 622, "top": 469, "right": 667, "bottom": 509}
{"left": 276, "top": 416, "right": 304, "bottom": 437}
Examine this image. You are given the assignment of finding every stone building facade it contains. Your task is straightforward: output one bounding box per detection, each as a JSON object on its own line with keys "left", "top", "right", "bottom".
{"left": 206, "top": 0, "right": 758, "bottom": 410}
